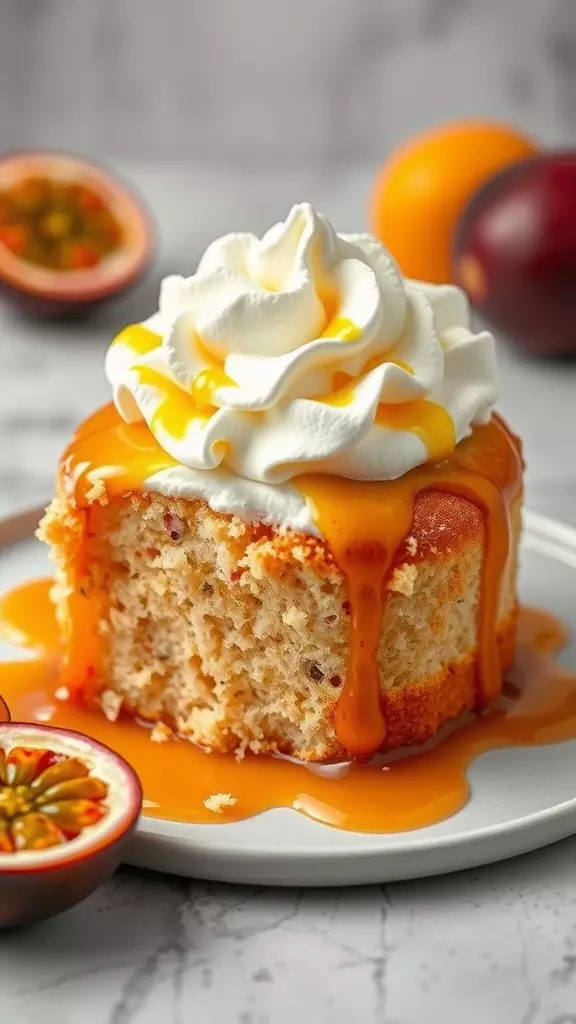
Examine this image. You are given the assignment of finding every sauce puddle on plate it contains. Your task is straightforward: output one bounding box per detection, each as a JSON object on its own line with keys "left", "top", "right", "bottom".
{"left": 1, "top": 577, "right": 573, "bottom": 831}
{"left": 0, "top": 579, "right": 575, "bottom": 833}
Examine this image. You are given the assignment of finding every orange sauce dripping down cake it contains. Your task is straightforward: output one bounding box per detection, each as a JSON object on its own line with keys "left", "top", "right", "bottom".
{"left": 297, "top": 416, "right": 521, "bottom": 755}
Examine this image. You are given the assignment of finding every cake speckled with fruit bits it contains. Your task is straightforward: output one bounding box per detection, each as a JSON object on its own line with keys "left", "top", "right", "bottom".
{"left": 40, "top": 203, "right": 523, "bottom": 763}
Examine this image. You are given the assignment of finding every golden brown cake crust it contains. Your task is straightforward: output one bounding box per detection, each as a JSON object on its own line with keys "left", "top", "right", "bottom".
{"left": 381, "top": 612, "right": 517, "bottom": 750}
{"left": 39, "top": 481, "right": 521, "bottom": 762}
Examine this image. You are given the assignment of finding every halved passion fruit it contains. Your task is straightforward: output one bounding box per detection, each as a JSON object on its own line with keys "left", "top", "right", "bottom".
{"left": 0, "top": 723, "right": 142, "bottom": 928}
{"left": 0, "top": 151, "right": 152, "bottom": 317}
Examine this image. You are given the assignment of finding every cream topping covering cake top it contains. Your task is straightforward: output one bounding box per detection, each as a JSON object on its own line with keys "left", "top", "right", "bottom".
{"left": 104, "top": 202, "right": 499, "bottom": 531}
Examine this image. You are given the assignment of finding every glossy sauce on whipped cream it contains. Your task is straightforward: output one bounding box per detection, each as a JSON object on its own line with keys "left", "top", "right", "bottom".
{"left": 0, "top": 587, "right": 575, "bottom": 832}
{"left": 106, "top": 204, "right": 499, "bottom": 488}
{"left": 60, "top": 402, "right": 521, "bottom": 758}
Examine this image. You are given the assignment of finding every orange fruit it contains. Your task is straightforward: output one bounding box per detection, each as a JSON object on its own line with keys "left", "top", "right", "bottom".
{"left": 370, "top": 121, "right": 538, "bottom": 284}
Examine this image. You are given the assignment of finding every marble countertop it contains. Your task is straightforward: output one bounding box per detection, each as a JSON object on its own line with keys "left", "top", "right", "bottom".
{"left": 4, "top": 842, "right": 576, "bottom": 1024}
{"left": 1, "top": 165, "right": 576, "bottom": 1023}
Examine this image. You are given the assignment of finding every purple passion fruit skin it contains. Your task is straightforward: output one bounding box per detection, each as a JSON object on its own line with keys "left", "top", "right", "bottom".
{"left": 0, "top": 723, "right": 142, "bottom": 928}
{"left": 453, "top": 152, "right": 576, "bottom": 357}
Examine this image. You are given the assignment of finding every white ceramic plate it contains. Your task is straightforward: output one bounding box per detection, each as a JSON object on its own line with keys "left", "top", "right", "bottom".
{"left": 1, "top": 507, "right": 575, "bottom": 886}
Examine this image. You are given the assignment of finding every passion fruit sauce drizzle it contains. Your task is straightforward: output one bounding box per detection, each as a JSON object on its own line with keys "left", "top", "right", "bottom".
{"left": 60, "top": 403, "right": 522, "bottom": 758}
{"left": 297, "top": 416, "right": 522, "bottom": 755}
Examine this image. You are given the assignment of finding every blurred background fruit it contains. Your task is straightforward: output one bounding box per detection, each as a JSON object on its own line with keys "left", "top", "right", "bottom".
{"left": 0, "top": 151, "right": 153, "bottom": 318}
{"left": 371, "top": 121, "right": 538, "bottom": 285}
{"left": 454, "top": 152, "right": 576, "bottom": 358}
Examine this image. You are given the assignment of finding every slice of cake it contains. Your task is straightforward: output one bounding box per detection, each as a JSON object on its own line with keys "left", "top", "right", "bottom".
{"left": 40, "top": 203, "right": 523, "bottom": 763}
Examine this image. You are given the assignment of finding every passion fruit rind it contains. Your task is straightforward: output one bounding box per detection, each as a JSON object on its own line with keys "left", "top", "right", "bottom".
{"left": 0, "top": 745, "right": 109, "bottom": 853}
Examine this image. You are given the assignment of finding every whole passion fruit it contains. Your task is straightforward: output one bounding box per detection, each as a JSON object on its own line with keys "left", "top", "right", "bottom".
{"left": 0, "top": 150, "right": 152, "bottom": 317}
{"left": 453, "top": 152, "right": 576, "bottom": 357}
{"left": 0, "top": 723, "right": 141, "bottom": 928}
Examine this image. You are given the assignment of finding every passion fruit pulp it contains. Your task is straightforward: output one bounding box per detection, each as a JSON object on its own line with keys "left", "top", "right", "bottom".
{"left": 0, "top": 151, "right": 152, "bottom": 318}
{"left": 0, "top": 723, "right": 142, "bottom": 928}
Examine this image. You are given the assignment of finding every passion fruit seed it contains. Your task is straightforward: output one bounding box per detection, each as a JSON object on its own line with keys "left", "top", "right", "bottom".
{"left": 0, "top": 176, "right": 123, "bottom": 271}
{"left": 0, "top": 746, "right": 109, "bottom": 853}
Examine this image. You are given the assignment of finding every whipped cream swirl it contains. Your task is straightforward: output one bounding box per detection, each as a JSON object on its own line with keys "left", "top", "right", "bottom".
{"left": 106, "top": 203, "right": 498, "bottom": 485}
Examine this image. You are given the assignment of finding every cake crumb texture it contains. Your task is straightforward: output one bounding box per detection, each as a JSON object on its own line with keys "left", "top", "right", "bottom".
{"left": 203, "top": 793, "right": 238, "bottom": 814}
{"left": 100, "top": 689, "right": 123, "bottom": 723}
{"left": 150, "top": 722, "right": 173, "bottom": 744}
{"left": 40, "top": 488, "right": 521, "bottom": 762}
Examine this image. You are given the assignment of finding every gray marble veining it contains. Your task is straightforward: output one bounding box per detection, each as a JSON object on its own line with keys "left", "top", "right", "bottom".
{"left": 0, "top": 163, "right": 576, "bottom": 1022}
{"left": 3, "top": 839, "right": 576, "bottom": 1023}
